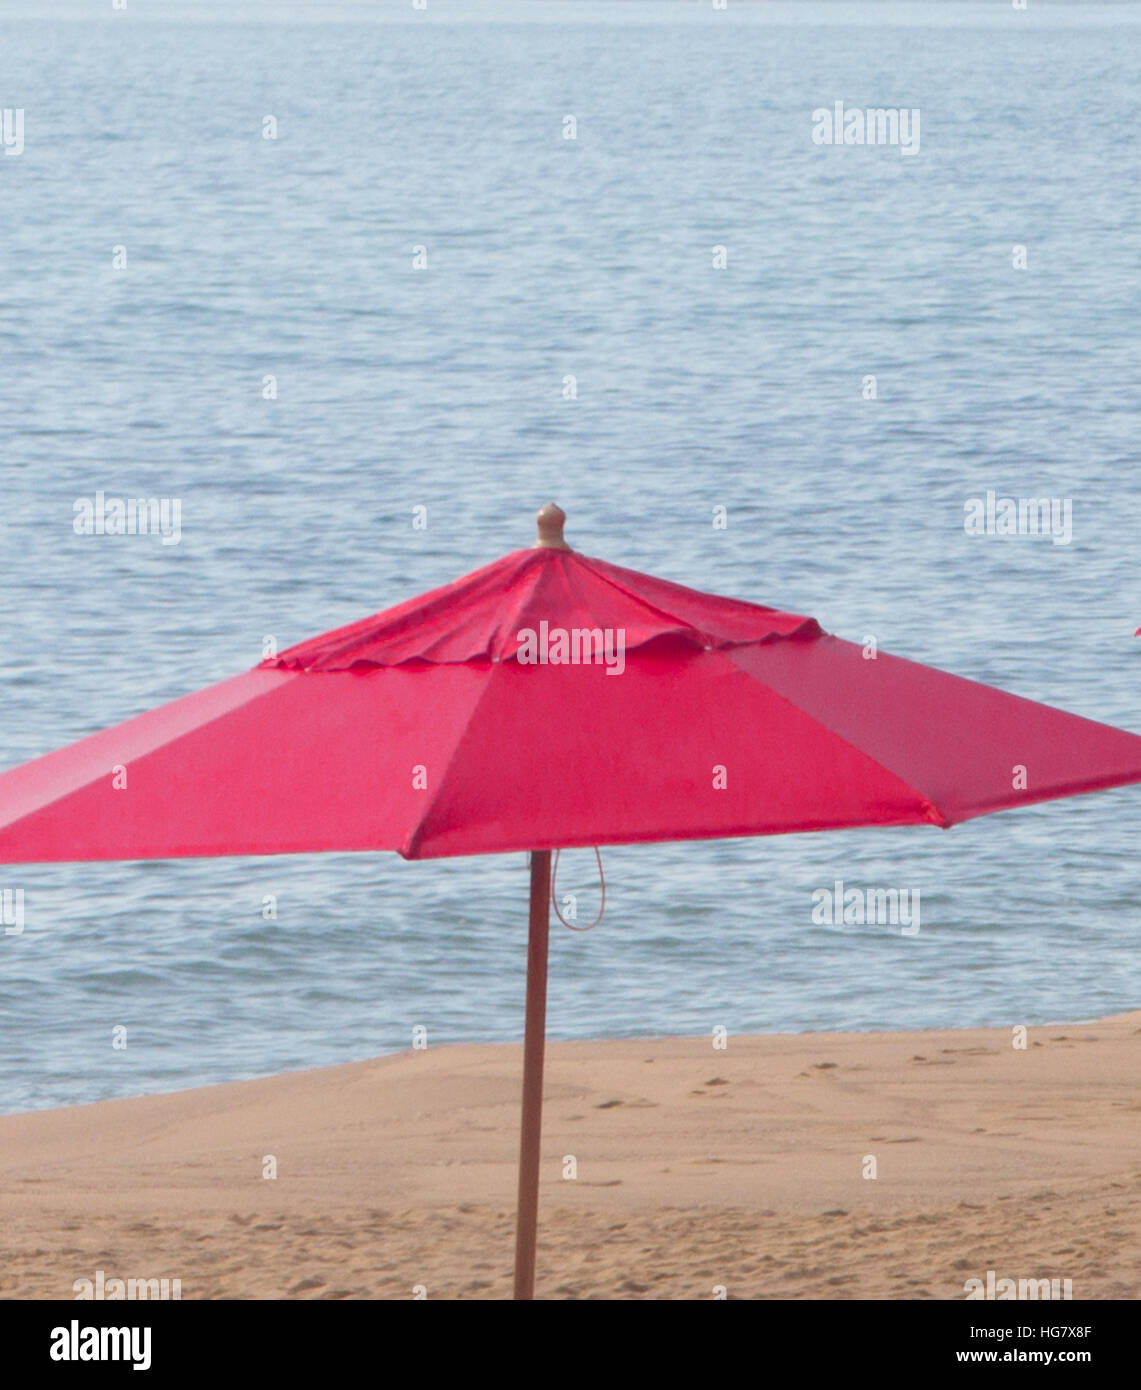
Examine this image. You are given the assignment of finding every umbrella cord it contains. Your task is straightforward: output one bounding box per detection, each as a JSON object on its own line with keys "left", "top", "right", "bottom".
{"left": 550, "top": 847, "right": 606, "bottom": 931}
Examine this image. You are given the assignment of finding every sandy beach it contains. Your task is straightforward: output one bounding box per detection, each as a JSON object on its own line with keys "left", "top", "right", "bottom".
{"left": 2, "top": 1012, "right": 1139, "bottom": 1300}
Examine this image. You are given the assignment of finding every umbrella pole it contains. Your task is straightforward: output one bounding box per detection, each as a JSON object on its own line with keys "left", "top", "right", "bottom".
{"left": 513, "top": 848, "right": 552, "bottom": 1300}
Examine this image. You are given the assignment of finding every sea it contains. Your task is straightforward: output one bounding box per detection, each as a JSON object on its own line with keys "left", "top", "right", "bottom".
{"left": 2, "top": 0, "right": 1140, "bottom": 1114}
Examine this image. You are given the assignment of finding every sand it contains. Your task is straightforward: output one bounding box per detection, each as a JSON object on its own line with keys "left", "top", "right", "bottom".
{"left": 2, "top": 1012, "right": 1139, "bottom": 1300}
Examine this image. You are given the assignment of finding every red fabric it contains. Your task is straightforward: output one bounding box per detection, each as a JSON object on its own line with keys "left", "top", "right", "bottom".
{"left": 2, "top": 547, "right": 1140, "bottom": 862}
{"left": 266, "top": 547, "right": 819, "bottom": 669}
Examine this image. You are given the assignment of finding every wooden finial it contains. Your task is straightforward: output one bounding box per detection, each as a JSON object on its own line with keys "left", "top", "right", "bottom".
{"left": 533, "top": 503, "right": 570, "bottom": 550}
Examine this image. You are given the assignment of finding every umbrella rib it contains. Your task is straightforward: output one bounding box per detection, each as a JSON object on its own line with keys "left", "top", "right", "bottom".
{"left": 400, "top": 669, "right": 502, "bottom": 859}
{"left": 582, "top": 561, "right": 722, "bottom": 632}
{"left": 580, "top": 558, "right": 820, "bottom": 648}
{"left": 0, "top": 670, "right": 296, "bottom": 835}
{"left": 728, "top": 656, "right": 952, "bottom": 828}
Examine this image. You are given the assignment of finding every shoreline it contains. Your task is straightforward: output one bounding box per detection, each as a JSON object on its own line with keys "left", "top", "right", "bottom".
{"left": 4, "top": 1006, "right": 1127, "bottom": 1122}
{"left": 3, "top": 1011, "right": 1139, "bottom": 1299}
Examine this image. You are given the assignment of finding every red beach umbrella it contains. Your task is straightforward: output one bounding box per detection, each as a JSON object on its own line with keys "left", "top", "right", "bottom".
{"left": 3, "top": 503, "right": 1141, "bottom": 1298}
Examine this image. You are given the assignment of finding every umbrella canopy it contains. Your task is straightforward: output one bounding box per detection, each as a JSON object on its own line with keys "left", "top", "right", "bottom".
{"left": 2, "top": 508, "right": 1140, "bottom": 864}
{"left": 4, "top": 502, "right": 1141, "bottom": 1300}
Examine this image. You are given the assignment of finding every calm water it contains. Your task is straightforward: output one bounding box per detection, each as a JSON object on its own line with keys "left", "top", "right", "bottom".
{"left": 2, "top": 2, "right": 1140, "bottom": 1115}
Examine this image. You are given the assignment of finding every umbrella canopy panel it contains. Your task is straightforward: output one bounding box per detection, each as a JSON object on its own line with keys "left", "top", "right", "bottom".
{"left": 2, "top": 545, "right": 1141, "bottom": 864}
